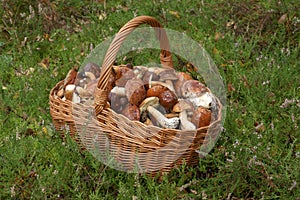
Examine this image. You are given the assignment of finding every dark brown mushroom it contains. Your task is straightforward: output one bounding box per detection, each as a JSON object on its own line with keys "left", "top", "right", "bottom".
{"left": 125, "top": 78, "right": 147, "bottom": 106}
{"left": 146, "top": 84, "right": 168, "bottom": 98}
{"left": 121, "top": 104, "right": 140, "bottom": 121}
{"left": 158, "top": 89, "right": 178, "bottom": 111}
{"left": 63, "top": 67, "right": 78, "bottom": 89}
{"left": 191, "top": 107, "right": 212, "bottom": 128}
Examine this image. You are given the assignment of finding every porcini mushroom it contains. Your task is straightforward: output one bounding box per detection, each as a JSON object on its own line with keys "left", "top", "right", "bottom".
{"left": 83, "top": 62, "right": 100, "bottom": 78}
{"left": 142, "top": 71, "right": 159, "bottom": 84}
{"left": 125, "top": 78, "right": 147, "bottom": 106}
{"left": 179, "top": 110, "right": 196, "bottom": 130}
{"left": 64, "top": 84, "right": 76, "bottom": 101}
{"left": 146, "top": 84, "right": 168, "bottom": 98}
{"left": 72, "top": 92, "right": 81, "bottom": 103}
{"left": 139, "top": 97, "right": 160, "bottom": 122}
{"left": 147, "top": 106, "right": 180, "bottom": 129}
{"left": 158, "top": 89, "right": 178, "bottom": 111}
{"left": 175, "top": 72, "right": 193, "bottom": 97}
{"left": 63, "top": 67, "right": 78, "bottom": 89}
{"left": 110, "top": 86, "right": 126, "bottom": 96}
{"left": 172, "top": 99, "right": 194, "bottom": 113}
{"left": 181, "top": 80, "right": 208, "bottom": 98}
{"left": 121, "top": 104, "right": 140, "bottom": 121}
{"left": 84, "top": 71, "right": 96, "bottom": 81}
{"left": 133, "top": 66, "right": 148, "bottom": 79}
{"left": 149, "top": 80, "right": 177, "bottom": 93}
{"left": 76, "top": 86, "right": 93, "bottom": 98}
{"left": 158, "top": 68, "right": 178, "bottom": 92}
{"left": 191, "top": 107, "right": 212, "bottom": 128}
{"left": 188, "top": 92, "right": 213, "bottom": 108}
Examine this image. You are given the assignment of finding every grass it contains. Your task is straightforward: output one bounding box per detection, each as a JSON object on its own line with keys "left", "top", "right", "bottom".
{"left": 1, "top": 0, "right": 299, "bottom": 199}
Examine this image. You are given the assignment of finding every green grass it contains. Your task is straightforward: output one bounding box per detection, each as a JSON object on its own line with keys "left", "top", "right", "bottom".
{"left": 1, "top": 0, "right": 299, "bottom": 199}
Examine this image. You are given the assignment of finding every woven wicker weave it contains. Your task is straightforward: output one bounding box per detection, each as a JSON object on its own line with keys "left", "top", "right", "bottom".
{"left": 49, "top": 16, "right": 222, "bottom": 176}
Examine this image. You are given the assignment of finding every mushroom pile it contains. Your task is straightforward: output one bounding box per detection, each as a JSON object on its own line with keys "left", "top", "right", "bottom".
{"left": 56, "top": 62, "right": 216, "bottom": 130}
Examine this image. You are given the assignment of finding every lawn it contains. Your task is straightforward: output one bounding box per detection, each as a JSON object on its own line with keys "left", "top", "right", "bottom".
{"left": 0, "top": 0, "right": 299, "bottom": 199}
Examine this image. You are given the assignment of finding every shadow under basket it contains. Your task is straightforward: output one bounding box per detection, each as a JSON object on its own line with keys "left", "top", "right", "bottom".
{"left": 49, "top": 16, "right": 223, "bottom": 177}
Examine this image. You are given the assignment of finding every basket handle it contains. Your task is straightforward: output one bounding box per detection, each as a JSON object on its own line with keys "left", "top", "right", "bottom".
{"left": 94, "top": 16, "right": 173, "bottom": 115}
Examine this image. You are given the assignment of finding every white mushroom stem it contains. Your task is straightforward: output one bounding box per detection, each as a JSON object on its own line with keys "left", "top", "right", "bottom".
{"left": 189, "top": 92, "right": 213, "bottom": 108}
{"left": 147, "top": 106, "right": 180, "bottom": 129}
{"left": 72, "top": 92, "right": 81, "bottom": 103}
{"left": 110, "top": 86, "right": 126, "bottom": 96}
{"left": 179, "top": 110, "right": 196, "bottom": 130}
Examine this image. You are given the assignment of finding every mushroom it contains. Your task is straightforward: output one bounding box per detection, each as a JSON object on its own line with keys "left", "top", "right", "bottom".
{"left": 84, "top": 78, "right": 98, "bottom": 94}
{"left": 125, "top": 63, "right": 133, "bottom": 69}
{"left": 149, "top": 81, "right": 175, "bottom": 93}
{"left": 76, "top": 86, "right": 93, "bottom": 98}
{"left": 158, "top": 68, "right": 178, "bottom": 92}
{"left": 158, "top": 89, "right": 178, "bottom": 111}
{"left": 174, "top": 72, "right": 193, "bottom": 97}
{"left": 56, "top": 88, "right": 64, "bottom": 98}
{"left": 158, "top": 68, "right": 178, "bottom": 82}
{"left": 64, "top": 84, "right": 76, "bottom": 101}
{"left": 121, "top": 104, "right": 140, "bottom": 121}
{"left": 113, "top": 65, "right": 132, "bottom": 80}
{"left": 139, "top": 96, "right": 160, "bottom": 122}
{"left": 179, "top": 110, "right": 196, "bottom": 130}
{"left": 83, "top": 62, "right": 100, "bottom": 78}
{"left": 133, "top": 66, "right": 148, "bottom": 79}
{"left": 85, "top": 71, "right": 96, "bottom": 81}
{"left": 109, "top": 92, "right": 128, "bottom": 113}
{"left": 181, "top": 80, "right": 208, "bottom": 98}
{"left": 115, "top": 70, "right": 135, "bottom": 87}
{"left": 146, "top": 83, "right": 178, "bottom": 111}
{"left": 125, "top": 78, "right": 146, "bottom": 106}
{"left": 172, "top": 99, "right": 194, "bottom": 113}
{"left": 63, "top": 67, "right": 78, "bottom": 89}
{"left": 72, "top": 92, "right": 81, "bottom": 103}
{"left": 164, "top": 113, "right": 179, "bottom": 118}
{"left": 142, "top": 71, "right": 159, "bottom": 84}
{"left": 191, "top": 107, "right": 212, "bottom": 128}
{"left": 107, "top": 72, "right": 116, "bottom": 92}
{"left": 147, "top": 106, "right": 180, "bottom": 129}
{"left": 146, "top": 84, "right": 168, "bottom": 98}
{"left": 188, "top": 92, "right": 213, "bottom": 108}
{"left": 110, "top": 86, "right": 126, "bottom": 96}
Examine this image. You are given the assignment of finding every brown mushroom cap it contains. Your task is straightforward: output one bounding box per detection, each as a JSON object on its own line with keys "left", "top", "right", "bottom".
{"left": 113, "top": 66, "right": 132, "bottom": 80}
{"left": 172, "top": 99, "right": 194, "bottom": 113}
{"left": 109, "top": 92, "right": 128, "bottom": 113}
{"left": 158, "top": 68, "right": 178, "bottom": 81}
{"left": 121, "top": 104, "right": 140, "bottom": 121}
{"left": 125, "top": 78, "right": 146, "bottom": 106}
{"left": 158, "top": 89, "right": 178, "bottom": 110}
{"left": 142, "top": 71, "right": 160, "bottom": 84}
{"left": 64, "top": 67, "right": 78, "bottom": 89}
{"left": 175, "top": 72, "right": 193, "bottom": 97}
{"left": 191, "top": 107, "right": 212, "bottom": 128}
{"left": 83, "top": 62, "right": 100, "bottom": 78}
{"left": 114, "top": 68, "right": 135, "bottom": 87}
{"left": 181, "top": 80, "right": 208, "bottom": 98}
{"left": 146, "top": 84, "right": 168, "bottom": 98}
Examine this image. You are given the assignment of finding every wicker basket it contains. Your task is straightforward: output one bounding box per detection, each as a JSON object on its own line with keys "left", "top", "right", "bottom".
{"left": 49, "top": 16, "right": 222, "bottom": 176}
